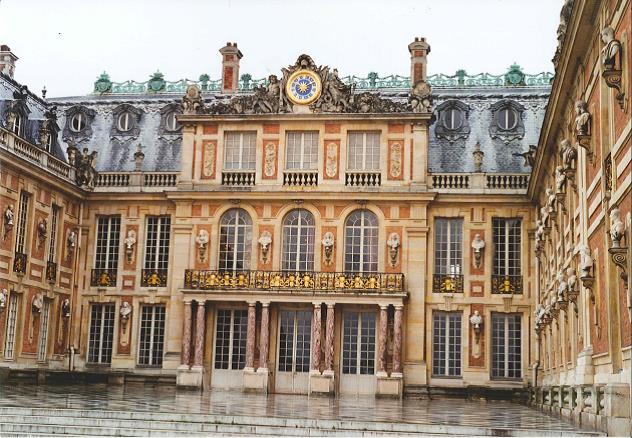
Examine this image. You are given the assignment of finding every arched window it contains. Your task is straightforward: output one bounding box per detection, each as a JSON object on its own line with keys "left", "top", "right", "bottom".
{"left": 282, "top": 209, "right": 315, "bottom": 272}
{"left": 344, "top": 210, "right": 378, "bottom": 273}
{"left": 218, "top": 209, "right": 252, "bottom": 271}
{"left": 164, "top": 112, "right": 179, "bottom": 132}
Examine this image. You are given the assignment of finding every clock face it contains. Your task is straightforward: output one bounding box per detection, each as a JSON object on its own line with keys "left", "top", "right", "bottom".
{"left": 286, "top": 69, "right": 321, "bottom": 105}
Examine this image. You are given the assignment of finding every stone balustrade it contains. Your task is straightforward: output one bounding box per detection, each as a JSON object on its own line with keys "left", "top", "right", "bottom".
{"left": 430, "top": 172, "right": 530, "bottom": 193}
{"left": 221, "top": 170, "right": 255, "bottom": 186}
{"left": 283, "top": 171, "right": 318, "bottom": 187}
{"left": 0, "top": 126, "right": 75, "bottom": 184}
{"left": 345, "top": 171, "right": 381, "bottom": 187}
{"left": 94, "top": 171, "right": 178, "bottom": 191}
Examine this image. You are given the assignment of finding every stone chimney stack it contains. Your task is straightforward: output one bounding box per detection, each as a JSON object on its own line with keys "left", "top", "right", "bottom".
{"left": 0, "top": 45, "right": 18, "bottom": 79}
{"left": 408, "top": 37, "right": 431, "bottom": 85}
{"left": 219, "top": 42, "right": 243, "bottom": 94}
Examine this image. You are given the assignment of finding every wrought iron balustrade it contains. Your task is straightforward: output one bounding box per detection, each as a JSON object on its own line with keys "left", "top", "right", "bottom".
{"left": 491, "top": 275, "right": 523, "bottom": 294}
{"left": 90, "top": 268, "right": 118, "bottom": 287}
{"left": 345, "top": 171, "right": 381, "bottom": 187}
{"left": 221, "top": 170, "right": 256, "bottom": 186}
{"left": 45, "top": 261, "right": 57, "bottom": 284}
{"left": 432, "top": 274, "right": 464, "bottom": 293}
{"left": 141, "top": 269, "right": 168, "bottom": 287}
{"left": 184, "top": 270, "right": 404, "bottom": 294}
{"left": 12, "top": 252, "right": 27, "bottom": 274}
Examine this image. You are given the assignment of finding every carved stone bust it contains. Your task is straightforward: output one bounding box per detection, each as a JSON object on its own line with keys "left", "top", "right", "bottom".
{"left": 601, "top": 26, "right": 622, "bottom": 71}
{"left": 609, "top": 208, "right": 626, "bottom": 248}
{"left": 574, "top": 100, "right": 591, "bottom": 137}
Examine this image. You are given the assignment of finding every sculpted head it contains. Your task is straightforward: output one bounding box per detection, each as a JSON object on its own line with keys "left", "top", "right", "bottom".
{"left": 601, "top": 26, "right": 615, "bottom": 44}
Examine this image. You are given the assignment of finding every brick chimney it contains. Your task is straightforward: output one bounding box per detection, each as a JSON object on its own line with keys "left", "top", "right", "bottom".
{"left": 0, "top": 45, "right": 18, "bottom": 79}
{"left": 408, "top": 37, "right": 431, "bottom": 85}
{"left": 219, "top": 42, "right": 242, "bottom": 94}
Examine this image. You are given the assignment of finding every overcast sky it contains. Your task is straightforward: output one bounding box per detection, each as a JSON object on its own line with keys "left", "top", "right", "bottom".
{"left": 0, "top": 0, "right": 561, "bottom": 98}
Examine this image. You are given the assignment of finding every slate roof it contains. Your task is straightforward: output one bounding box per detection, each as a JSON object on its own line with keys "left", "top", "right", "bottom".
{"left": 1, "top": 72, "right": 550, "bottom": 175}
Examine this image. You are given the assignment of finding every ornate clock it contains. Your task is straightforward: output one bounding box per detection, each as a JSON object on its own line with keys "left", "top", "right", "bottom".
{"left": 286, "top": 69, "right": 321, "bottom": 105}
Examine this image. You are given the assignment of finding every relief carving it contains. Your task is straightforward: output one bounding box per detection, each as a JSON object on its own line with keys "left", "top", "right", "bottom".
{"left": 203, "top": 142, "right": 215, "bottom": 178}
{"left": 325, "top": 143, "right": 337, "bottom": 178}
{"left": 264, "top": 143, "right": 276, "bottom": 177}
{"left": 389, "top": 143, "right": 402, "bottom": 178}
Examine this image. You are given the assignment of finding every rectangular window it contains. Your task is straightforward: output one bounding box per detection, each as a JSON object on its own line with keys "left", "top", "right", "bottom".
{"left": 493, "top": 218, "right": 521, "bottom": 276}
{"left": 286, "top": 131, "right": 318, "bottom": 170}
{"left": 47, "top": 205, "right": 60, "bottom": 263}
{"left": 347, "top": 132, "right": 380, "bottom": 171}
{"left": 37, "top": 300, "right": 51, "bottom": 362}
{"left": 214, "top": 309, "right": 248, "bottom": 370}
{"left": 144, "top": 216, "right": 171, "bottom": 271}
{"left": 432, "top": 312, "right": 462, "bottom": 377}
{"left": 94, "top": 217, "right": 121, "bottom": 271}
{"left": 87, "top": 303, "right": 115, "bottom": 364}
{"left": 15, "top": 191, "right": 30, "bottom": 254}
{"left": 434, "top": 218, "right": 463, "bottom": 275}
{"left": 3, "top": 294, "right": 19, "bottom": 359}
{"left": 342, "top": 312, "right": 376, "bottom": 375}
{"left": 491, "top": 313, "right": 522, "bottom": 379}
{"left": 223, "top": 132, "right": 256, "bottom": 170}
{"left": 138, "top": 305, "right": 166, "bottom": 366}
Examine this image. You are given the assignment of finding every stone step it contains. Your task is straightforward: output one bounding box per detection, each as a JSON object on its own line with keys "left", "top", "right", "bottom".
{"left": 0, "top": 406, "right": 603, "bottom": 437}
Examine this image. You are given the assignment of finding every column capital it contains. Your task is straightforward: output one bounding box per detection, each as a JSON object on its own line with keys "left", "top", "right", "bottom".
{"left": 379, "top": 304, "right": 389, "bottom": 311}
{"left": 260, "top": 301, "right": 270, "bottom": 307}
{"left": 183, "top": 299, "right": 193, "bottom": 306}
{"left": 247, "top": 301, "right": 257, "bottom": 307}
{"left": 326, "top": 302, "right": 335, "bottom": 309}
{"left": 394, "top": 304, "right": 404, "bottom": 310}
{"left": 312, "top": 301, "right": 323, "bottom": 308}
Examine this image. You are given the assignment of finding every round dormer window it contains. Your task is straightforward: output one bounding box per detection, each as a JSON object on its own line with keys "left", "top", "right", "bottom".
{"left": 441, "top": 108, "right": 463, "bottom": 130}
{"left": 165, "top": 112, "right": 180, "bottom": 132}
{"left": 497, "top": 108, "right": 518, "bottom": 131}
{"left": 70, "top": 113, "right": 86, "bottom": 132}
{"left": 117, "top": 112, "right": 133, "bottom": 132}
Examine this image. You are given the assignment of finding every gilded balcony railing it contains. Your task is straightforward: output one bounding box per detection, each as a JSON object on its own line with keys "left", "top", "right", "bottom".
{"left": 184, "top": 270, "right": 405, "bottom": 294}
{"left": 432, "top": 274, "right": 464, "bottom": 293}
{"left": 491, "top": 275, "right": 523, "bottom": 294}
{"left": 90, "top": 268, "right": 118, "bottom": 287}
{"left": 141, "top": 269, "right": 169, "bottom": 287}
{"left": 12, "top": 252, "right": 27, "bottom": 274}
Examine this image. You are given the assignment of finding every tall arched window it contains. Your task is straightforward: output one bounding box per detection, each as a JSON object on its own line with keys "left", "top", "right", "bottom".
{"left": 282, "top": 209, "right": 315, "bottom": 272}
{"left": 344, "top": 210, "right": 378, "bottom": 273}
{"left": 218, "top": 209, "right": 252, "bottom": 271}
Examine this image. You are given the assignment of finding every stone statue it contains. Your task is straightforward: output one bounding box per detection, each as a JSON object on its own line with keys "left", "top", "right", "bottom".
{"left": 559, "top": 139, "right": 577, "bottom": 171}
{"left": 0, "top": 289, "right": 6, "bottom": 310}
{"left": 555, "top": 166, "right": 567, "bottom": 193}
{"left": 513, "top": 145, "right": 537, "bottom": 167}
{"left": 609, "top": 208, "right": 626, "bottom": 248}
{"left": 540, "top": 206, "right": 550, "bottom": 228}
{"left": 566, "top": 267, "right": 577, "bottom": 294}
{"left": 258, "top": 231, "right": 272, "bottom": 264}
{"left": 61, "top": 298, "right": 71, "bottom": 318}
{"left": 322, "top": 232, "right": 335, "bottom": 266}
{"left": 32, "top": 293, "right": 43, "bottom": 314}
{"left": 574, "top": 100, "right": 591, "bottom": 137}
{"left": 67, "top": 230, "right": 77, "bottom": 260}
{"left": 577, "top": 244, "right": 594, "bottom": 278}
{"left": 409, "top": 80, "right": 433, "bottom": 113}
{"left": 120, "top": 301, "right": 132, "bottom": 325}
{"left": 124, "top": 230, "right": 136, "bottom": 262}
{"left": 320, "top": 68, "right": 353, "bottom": 112}
{"left": 546, "top": 188, "right": 557, "bottom": 214}
{"left": 535, "top": 304, "right": 546, "bottom": 323}
{"left": 471, "top": 234, "right": 485, "bottom": 268}
{"left": 182, "top": 84, "right": 204, "bottom": 115}
{"left": 3, "top": 205, "right": 14, "bottom": 239}
{"left": 37, "top": 218, "right": 48, "bottom": 246}
{"left": 557, "top": 271, "right": 567, "bottom": 303}
{"left": 75, "top": 148, "right": 98, "bottom": 188}
{"left": 196, "top": 229, "right": 210, "bottom": 261}
{"left": 601, "top": 26, "right": 622, "bottom": 71}
{"left": 387, "top": 233, "right": 401, "bottom": 267}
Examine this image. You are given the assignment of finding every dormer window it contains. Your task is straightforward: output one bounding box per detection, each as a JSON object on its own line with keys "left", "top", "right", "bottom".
{"left": 497, "top": 108, "right": 518, "bottom": 131}
{"left": 489, "top": 100, "right": 525, "bottom": 144}
{"left": 117, "top": 112, "right": 133, "bottom": 132}
{"left": 165, "top": 112, "right": 179, "bottom": 132}
{"left": 70, "top": 113, "right": 86, "bottom": 132}
{"left": 441, "top": 108, "right": 463, "bottom": 131}
{"left": 11, "top": 113, "right": 21, "bottom": 136}
{"left": 435, "top": 100, "right": 470, "bottom": 144}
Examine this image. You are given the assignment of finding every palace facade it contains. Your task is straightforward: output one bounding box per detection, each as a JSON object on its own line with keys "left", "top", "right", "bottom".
{"left": 0, "top": 1, "right": 629, "bottom": 433}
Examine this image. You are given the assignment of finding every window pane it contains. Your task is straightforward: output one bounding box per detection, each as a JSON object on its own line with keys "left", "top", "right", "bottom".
{"left": 282, "top": 210, "right": 315, "bottom": 271}
{"left": 344, "top": 210, "right": 378, "bottom": 273}
{"left": 434, "top": 218, "right": 463, "bottom": 275}
{"left": 219, "top": 209, "right": 252, "bottom": 271}
{"left": 493, "top": 218, "right": 521, "bottom": 276}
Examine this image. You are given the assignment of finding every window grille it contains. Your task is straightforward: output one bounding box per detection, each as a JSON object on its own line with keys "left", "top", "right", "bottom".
{"left": 87, "top": 303, "right": 115, "bottom": 364}
{"left": 138, "top": 305, "right": 166, "bottom": 366}
{"left": 432, "top": 312, "right": 462, "bottom": 376}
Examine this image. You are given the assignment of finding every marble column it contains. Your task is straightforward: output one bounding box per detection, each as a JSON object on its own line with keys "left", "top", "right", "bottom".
{"left": 259, "top": 302, "right": 270, "bottom": 371}
{"left": 245, "top": 301, "right": 257, "bottom": 371}
{"left": 180, "top": 300, "right": 192, "bottom": 368}
{"left": 311, "top": 303, "right": 322, "bottom": 373}
{"left": 193, "top": 301, "right": 205, "bottom": 367}
{"left": 324, "top": 303, "right": 335, "bottom": 373}
{"left": 393, "top": 305, "right": 403, "bottom": 375}
{"left": 378, "top": 305, "right": 388, "bottom": 375}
